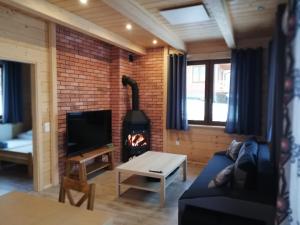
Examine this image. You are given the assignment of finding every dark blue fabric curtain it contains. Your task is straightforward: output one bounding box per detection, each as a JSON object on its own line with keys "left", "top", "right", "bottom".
{"left": 266, "top": 4, "right": 286, "bottom": 181}
{"left": 225, "top": 48, "right": 262, "bottom": 135}
{"left": 266, "top": 41, "right": 276, "bottom": 142}
{"left": 266, "top": 4, "right": 286, "bottom": 145}
{"left": 166, "top": 54, "right": 188, "bottom": 130}
{"left": 2, "top": 61, "right": 23, "bottom": 123}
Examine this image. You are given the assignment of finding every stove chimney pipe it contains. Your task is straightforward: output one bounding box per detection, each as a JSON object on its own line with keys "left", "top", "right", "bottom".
{"left": 122, "top": 75, "right": 139, "bottom": 110}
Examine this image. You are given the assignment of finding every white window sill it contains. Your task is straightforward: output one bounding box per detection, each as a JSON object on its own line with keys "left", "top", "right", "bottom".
{"left": 188, "top": 124, "right": 225, "bottom": 130}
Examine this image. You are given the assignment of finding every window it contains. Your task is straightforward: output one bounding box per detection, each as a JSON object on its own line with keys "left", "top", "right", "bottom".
{"left": 187, "top": 60, "right": 231, "bottom": 125}
{"left": 0, "top": 65, "right": 2, "bottom": 118}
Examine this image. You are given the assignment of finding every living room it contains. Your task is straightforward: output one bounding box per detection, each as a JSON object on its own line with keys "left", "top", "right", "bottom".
{"left": 0, "top": 0, "right": 299, "bottom": 225}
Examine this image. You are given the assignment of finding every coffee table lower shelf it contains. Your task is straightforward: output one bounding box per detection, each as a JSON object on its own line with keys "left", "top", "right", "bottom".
{"left": 120, "top": 169, "right": 179, "bottom": 193}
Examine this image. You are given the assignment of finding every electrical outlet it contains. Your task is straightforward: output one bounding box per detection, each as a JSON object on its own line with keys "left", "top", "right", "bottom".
{"left": 176, "top": 137, "right": 180, "bottom": 146}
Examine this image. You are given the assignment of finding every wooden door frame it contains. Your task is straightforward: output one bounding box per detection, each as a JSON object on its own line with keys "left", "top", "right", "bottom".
{"left": 49, "top": 22, "right": 59, "bottom": 187}
{"left": 30, "top": 63, "right": 43, "bottom": 191}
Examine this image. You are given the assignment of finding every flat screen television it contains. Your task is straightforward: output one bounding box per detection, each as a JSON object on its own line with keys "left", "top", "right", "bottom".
{"left": 66, "top": 110, "right": 112, "bottom": 156}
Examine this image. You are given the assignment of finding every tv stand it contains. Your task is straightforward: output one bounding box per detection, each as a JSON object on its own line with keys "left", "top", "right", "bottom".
{"left": 65, "top": 145, "right": 114, "bottom": 181}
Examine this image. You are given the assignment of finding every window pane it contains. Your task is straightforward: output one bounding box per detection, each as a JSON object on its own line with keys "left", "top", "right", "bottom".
{"left": 212, "top": 63, "right": 231, "bottom": 122}
{"left": 186, "top": 64, "right": 206, "bottom": 121}
{"left": 0, "top": 67, "right": 2, "bottom": 117}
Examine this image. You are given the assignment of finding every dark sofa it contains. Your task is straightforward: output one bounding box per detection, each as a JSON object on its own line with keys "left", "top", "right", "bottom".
{"left": 178, "top": 142, "right": 276, "bottom": 225}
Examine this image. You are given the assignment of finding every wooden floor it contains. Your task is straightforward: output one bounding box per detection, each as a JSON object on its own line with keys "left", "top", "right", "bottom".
{"left": 38, "top": 163, "right": 203, "bottom": 225}
{"left": 0, "top": 164, "right": 33, "bottom": 196}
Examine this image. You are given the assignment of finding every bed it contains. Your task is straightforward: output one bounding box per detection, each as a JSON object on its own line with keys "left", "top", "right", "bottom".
{"left": 0, "top": 130, "right": 33, "bottom": 177}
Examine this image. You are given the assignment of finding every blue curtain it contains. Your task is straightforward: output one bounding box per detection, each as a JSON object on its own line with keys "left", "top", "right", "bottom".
{"left": 2, "top": 61, "right": 23, "bottom": 123}
{"left": 166, "top": 54, "right": 188, "bottom": 130}
{"left": 225, "top": 48, "right": 262, "bottom": 135}
{"left": 266, "top": 4, "right": 286, "bottom": 167}
{"left": 266, "top": 5, "right": 286, "bottom": 142}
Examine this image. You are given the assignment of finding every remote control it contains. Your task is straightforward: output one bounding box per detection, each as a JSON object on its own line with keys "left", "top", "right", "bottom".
{"left": 149, "top": 170, "right": 162, "bottom": 173}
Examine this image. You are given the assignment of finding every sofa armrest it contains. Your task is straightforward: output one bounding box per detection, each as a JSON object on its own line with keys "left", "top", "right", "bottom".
{"left": 214, "top": 150, "right": 227, "bottom": 156}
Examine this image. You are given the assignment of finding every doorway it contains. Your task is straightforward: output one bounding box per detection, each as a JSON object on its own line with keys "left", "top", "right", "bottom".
{"left": 0, "top": 60, "right": 35, "bottom": 195}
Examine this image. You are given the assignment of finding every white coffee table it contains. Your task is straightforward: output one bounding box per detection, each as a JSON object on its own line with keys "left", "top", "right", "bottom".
{"left": 116, "top": 151, "right": 187, "bottom": 207}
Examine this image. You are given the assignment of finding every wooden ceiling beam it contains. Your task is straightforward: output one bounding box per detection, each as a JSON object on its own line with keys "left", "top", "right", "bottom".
{"left": 0, "top": 0, "right": 146, "bottom": 55}
{"left": 203, "top": 0, "right": 236, "bottom": 48}
{"left": 103, "top": 0, "right": 186, "bottom": 52}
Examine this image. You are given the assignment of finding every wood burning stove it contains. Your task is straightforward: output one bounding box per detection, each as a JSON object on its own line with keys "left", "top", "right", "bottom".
{"left": 122, "top": 76, "right": 150, "bottom": 161}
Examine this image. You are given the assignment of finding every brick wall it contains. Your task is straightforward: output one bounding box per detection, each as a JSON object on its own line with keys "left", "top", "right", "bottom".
{"left": 110, "top": 47, "right": 132, "bottom": 163}
{"left": 132, "top": 48, "right": 165, "bottom": 151}
{"left": 56, "top": 25, "right": 112, "bottom": 174}
{"left": 56, "top": 25, "right": 165, "bottom": 175}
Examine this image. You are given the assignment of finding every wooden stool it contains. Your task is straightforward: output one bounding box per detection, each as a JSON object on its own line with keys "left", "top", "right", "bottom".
{"left": 59, "top": 176, "right": 96, "bottom": 210}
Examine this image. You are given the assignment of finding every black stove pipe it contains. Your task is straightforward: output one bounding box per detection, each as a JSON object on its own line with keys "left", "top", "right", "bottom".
{"left": 122, "top": 75, "right": 139, "bottom": 110}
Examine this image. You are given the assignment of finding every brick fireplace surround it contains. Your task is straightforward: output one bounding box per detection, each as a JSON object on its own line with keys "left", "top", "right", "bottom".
{"left": 57, "top": 25, "right": 164, "bottom": 175}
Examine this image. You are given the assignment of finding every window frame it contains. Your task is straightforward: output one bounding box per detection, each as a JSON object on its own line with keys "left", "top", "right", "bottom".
{"left": 187, "top": 59, "right": 231, "bottom": 126}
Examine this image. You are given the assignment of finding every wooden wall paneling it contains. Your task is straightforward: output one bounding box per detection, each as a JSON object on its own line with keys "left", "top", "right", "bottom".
{"left": 0, "top": 4, "right": 52, "bottom": 190}
{"left": 165, "top": 127, "right": 246, "bottom": 165}
{"left": 237, "top": 36, "right": 271, "bottom": 49}
{"left": 186, "top": 39, "right": 230, "bottom": 61}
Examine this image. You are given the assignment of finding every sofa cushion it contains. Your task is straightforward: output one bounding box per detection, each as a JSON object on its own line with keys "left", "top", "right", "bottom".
{"left": 181, "top": 152, "right": 234, "bottom": 199}
{"left": 233, "top": 140, "right": 258, "bottom": 189}
{"left": 226, "top": 140, "right": 243, "bottom": 161}
{"left": 208, "top": 163, "right": 235, "bottom": 188}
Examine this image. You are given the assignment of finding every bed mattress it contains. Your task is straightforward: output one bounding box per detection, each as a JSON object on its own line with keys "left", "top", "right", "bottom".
{"left": 0, "top": 139, "right": 32, "bottom": 153}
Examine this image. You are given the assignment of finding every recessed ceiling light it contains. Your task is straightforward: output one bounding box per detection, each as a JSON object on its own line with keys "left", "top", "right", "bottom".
{"left": 152, "top": 39, "right": 158, "bottom": 45}
{"left": 79, "top": 0, "right": 88, "bottom": 4}
{"left": 126, "top": 23, "right": 132, "bottom": 30}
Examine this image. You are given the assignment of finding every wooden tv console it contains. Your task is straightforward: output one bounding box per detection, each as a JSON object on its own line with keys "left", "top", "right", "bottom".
{"left": 65, "top": 145, "right": 114, "bottom": 181}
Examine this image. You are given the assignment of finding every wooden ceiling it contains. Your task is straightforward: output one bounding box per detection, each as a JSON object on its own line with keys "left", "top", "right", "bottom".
{"left": 46, "top": 0, "right": 282, "bottom": 50}
{"left": 228, "top": 0, "right": 279, "bottom": 39}
{"left": 47, "top": 0, "right": 166, "bottom": 48}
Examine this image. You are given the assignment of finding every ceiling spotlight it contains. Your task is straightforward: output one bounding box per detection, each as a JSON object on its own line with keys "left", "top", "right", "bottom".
{"left": 152, "top": 39, "right": 158, "bottom": 45}
{"left": 79, "top": 0, "right": 88, "bottom": 4}
{"left": 126, "top": 23, "right": 132, "bottom": 30}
